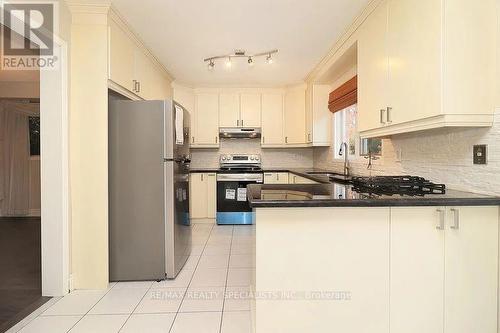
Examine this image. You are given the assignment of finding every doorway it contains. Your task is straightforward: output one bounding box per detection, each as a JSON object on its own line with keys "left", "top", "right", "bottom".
{"left": 0, "top": 25, "right": 49, "bottom": 332}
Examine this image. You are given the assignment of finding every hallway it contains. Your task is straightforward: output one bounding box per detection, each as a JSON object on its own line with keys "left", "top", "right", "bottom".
{"left": 0, "top": 217, "right": 49, "bottom": 333}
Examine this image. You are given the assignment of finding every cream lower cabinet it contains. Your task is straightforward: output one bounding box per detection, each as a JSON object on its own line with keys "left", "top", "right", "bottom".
{"left": 390, "top": 206, "right": 499, "bottom": 333}
{"left": 357, "top": 0, "right": 496, "bottom": 137}
{"left": 263, "top": 172, "right": 289, "bottom": 184}
{"left": 290, "top": 174, "right": 317, "bottom": 184}
{"left": 189, "top": 173, "right": 216, "bottom": 219}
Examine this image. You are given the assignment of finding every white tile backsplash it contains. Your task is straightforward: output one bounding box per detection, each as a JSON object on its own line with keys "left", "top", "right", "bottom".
{"left": 314, "top": 110, "right": 500, "bottom": 196}
{"left": 190, "top": 139, "right": 314, "bottom": 169}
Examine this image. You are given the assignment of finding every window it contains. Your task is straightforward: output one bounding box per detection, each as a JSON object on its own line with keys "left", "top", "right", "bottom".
{"left": 333, "top": 104, "right": 382, "bottom": 159}
{"left": 29, "top": 116, "right": 40, "bottom": 156}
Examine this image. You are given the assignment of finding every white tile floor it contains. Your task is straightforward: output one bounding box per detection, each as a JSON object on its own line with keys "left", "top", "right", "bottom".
{"left": 8, "top": 223, "right": 255, "bottom": 333}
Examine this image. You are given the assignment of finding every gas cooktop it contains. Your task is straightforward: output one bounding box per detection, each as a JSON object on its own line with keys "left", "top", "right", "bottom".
{"left": 351, "top": 176, "right": 446, "bottom": 197}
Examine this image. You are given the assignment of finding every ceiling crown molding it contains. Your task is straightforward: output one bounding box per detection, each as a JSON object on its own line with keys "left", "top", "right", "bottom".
{"left": 65, "top": 0, "right": 111, "bottom": 14}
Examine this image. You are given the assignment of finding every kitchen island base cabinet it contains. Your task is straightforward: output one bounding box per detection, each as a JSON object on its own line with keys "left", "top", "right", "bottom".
{"left": 252, "top": 205, "right": 499, "bottom": 333}
{"left": 254, "top": 207, "right": 390, "bottom": 333}
{"left": 390, "top": 206, "right": 498, "bottom": 333}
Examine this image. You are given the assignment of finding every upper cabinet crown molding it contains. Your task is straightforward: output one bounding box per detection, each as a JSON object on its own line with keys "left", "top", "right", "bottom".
{"left": 108, "top": 6, "right": 174, "bottom": 82}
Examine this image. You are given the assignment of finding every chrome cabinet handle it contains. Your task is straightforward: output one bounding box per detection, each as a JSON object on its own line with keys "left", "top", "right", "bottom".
{"left": 132, "top": 80, "right": 137, "bottom": 92}
{"left": 215, "top": 136, "right": 218, "bottom": 144}
{"left": 308, "top": 133, "right": 311, "bottom": 142}
{"left": 285, "top": 136, "right": 288, "bottom": 144}
{"left": 192, "top": 137, "right": 195, "bottom": 144}
{"left": 450, "top": 208, "right": 460, "bottom": 230}
{"left": 264, "top": 173, "right": 273, "bottom": 176}
{"left": 137, "top": 81, "right": 141, "bottom": 93}
{"left": 201, "top": 174, "right": 204, "bottom": 181}
{"left": 436, "top": 208, "right": 445, "bottom": 230}
{"left": 241, "top": 119, "right": 244, "bottom": 126}
{"left": 277, "top": 174, "right": 280, "bottom": 181}
{"left": 237, "top": 119, "right": 239, "bottom": 126}
{"left": 380, "top": 109, "right": 386, "bottom": 124}
{"left": 262, "top": 136, "right": 265, "bottom": 144}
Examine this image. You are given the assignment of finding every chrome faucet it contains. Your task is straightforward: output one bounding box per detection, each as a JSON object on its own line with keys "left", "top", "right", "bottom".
{"left": 339, "top": 142, "right": 350, "bottom": 177}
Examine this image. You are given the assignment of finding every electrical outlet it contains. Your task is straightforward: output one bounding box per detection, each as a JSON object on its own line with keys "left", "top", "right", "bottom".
{"left": 473, "top": 145, "right": 487, "bottom": 165}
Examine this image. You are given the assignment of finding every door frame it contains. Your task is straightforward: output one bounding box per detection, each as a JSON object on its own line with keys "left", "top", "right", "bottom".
{"left": 1, "top": 8, "right": 70, "bottom": 296}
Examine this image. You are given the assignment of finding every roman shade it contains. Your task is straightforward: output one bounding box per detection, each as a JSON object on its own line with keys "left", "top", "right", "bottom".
{"left": 328, "top": 76, "right": 357, "bottom": 113}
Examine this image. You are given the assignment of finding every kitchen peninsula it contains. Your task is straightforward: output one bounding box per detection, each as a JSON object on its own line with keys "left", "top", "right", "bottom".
{"left": 247, "top": 181, "right": 500, "bottom": 333}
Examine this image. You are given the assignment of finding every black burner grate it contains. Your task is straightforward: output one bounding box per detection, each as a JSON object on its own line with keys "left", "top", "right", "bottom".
{"left": 351, "top": 176, "right": 446, "bottom": 196}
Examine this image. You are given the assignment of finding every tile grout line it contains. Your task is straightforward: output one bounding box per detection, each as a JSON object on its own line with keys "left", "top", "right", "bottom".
{"left": 168, "top": 223, "right": 215, "bottom": 333}
{"left": 218, "top": 225, "right": 235, "bottom": 333}
{"left": 64, "top": 282, "right": 119, "bottom": 333}
{"left": 117, "top": 282, "right": 155, "bottom": 332}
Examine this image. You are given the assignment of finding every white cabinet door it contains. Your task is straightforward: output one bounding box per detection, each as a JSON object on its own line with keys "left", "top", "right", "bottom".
{"left": 189, "top": 173, "right": 207, "bottom": 219}
{"left": 284, "top": 88, "right": 306, "bottom": 145}
{"left": 444, "top": 206, "right": 499, "bottom": 333}
{"left": 219, "top": 93, "right": 240, "bottom": 127}
{"left": 357, "top": 0, "right": 388, "bottom": 132}
{"left": 311, "top": 85, "right": 331, "bottom": 146}
{"left": 387, "top": 0, "right": 441, "bottom": 125}
{"left": 390, "top": 207, "right": 445, "bottom": 333}
{"left": 261, "top": 93, "right": 284, "bottom": 146}
{"left": 240, "top": 93, "right": 261, "bottom": 127}
{"left": 194, "top": 93, "right": 219, "bottom": 147}
{"left": 108, "top": 20, "right": 136, "bottom": 92}
{"left": 206, "top": 173, "right": 217, "bottom": 219}
{"left": 263, "top": 172, "right": 289, "bottom": 184}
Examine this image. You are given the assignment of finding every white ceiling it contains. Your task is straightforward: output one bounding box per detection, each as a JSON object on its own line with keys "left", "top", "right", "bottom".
{"left": 111, "top": 0, "right": 369, "bottom": 86}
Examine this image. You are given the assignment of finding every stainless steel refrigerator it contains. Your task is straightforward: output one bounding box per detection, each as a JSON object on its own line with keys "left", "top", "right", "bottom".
{"left": 109, "top": 99, "right": 191, "bottom": 281}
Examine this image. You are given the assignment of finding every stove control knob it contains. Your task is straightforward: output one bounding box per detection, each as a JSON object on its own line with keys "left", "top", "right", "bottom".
{"left": 255, "top": 156, "right": 260, "bottom": 161}
{"left": 221, "top": 156, "right": 227, "bottom": 161}
{"left": 250, "top": 156, "right": 255, "bottom": 160}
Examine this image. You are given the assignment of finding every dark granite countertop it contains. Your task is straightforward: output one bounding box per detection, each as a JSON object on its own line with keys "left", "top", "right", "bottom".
{"left": 247, "top": 183, "right": 500, "bottom": 208}
{"left": 189, "top": 168, "right": 348, "bottom": 184}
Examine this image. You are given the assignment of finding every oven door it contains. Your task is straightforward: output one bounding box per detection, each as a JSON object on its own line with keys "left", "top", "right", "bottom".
{"left": 216, "top": 173, "right": 263, "bottom": 225}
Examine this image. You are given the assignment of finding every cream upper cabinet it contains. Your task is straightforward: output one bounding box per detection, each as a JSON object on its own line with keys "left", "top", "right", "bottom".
{"left": 194, "top": 93, "right": 219, "bottom": 147}
{"left": 358, "top": 0, "right": 496, "bottom": 138}
{"left": 357, "top": 0, "right": 388, "bottom": 132}
{"left": 219, "top": 93, "right": 240, "bottom": 127}
{"left": 284, "top": 86, "right": 307, "bottom": 145}
{"left": 261, "top": 93, "right": 284, "bottom": 146}
{"left": 310, "top": 85, "right": 331, "bottom": 146}
{"left": 387, "top": 0, "right": 441, "bottom": 125}
{"left": 240, "top": 93, "right": 261, "bottom": 127}
{"left": 108, "top": 20, "right": 136, "bottom": 92}
{"left": 108, "top": 17, "right": 172, "bottom": 100}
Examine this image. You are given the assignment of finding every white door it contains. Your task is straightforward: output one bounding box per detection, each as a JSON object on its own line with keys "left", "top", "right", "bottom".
{"left": 284, "top": 88, "right": 306, "bottom": 145}
{"left": 219, "top": 93, "right": 240, "bottom": 127}
{"left": 189, "top": 173, "right": 207, "bottom": 219}
{"left": 357, "top": 0, "right": 388, "bottom": 132}
{"left": 444, "top": 206, "right": 499, "bottom": 333}
{"left": 240, "top": 93, "right": 261, "bottom": 127}
{"left": 194, "top": 93, "right": 219, "bottom": 146}
{"left": 261, "top": 93, "right": 284, "bottom": 145}
{"left": 387, "top": 0, "right": 442, "bottom": 124}
{"left": 390, "top": 207, "right": 445, "bottom": 333}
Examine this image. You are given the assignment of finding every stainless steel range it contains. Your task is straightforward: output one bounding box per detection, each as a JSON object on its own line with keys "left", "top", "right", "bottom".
{"left": 216, "top": 154, "right": 263, "bottom": 225}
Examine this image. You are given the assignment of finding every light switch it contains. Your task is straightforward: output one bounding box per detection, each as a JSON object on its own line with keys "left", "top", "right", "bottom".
{"left": 473, "top": 145, "right": 487, "bottom": 165}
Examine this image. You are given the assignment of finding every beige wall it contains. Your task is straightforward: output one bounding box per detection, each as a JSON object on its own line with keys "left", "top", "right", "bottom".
{"left": 69, "top": 4, "right": 110, "bottom": 290}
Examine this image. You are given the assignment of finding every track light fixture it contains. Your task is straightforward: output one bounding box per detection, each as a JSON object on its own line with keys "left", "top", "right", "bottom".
{"left": 204, "top": 49, "right": 278, "bottom": 70}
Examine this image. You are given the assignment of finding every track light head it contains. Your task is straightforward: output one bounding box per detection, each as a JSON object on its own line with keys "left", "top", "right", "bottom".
{"left": 266, "top": 54, "right": 273, "bottom": 64}
{"left": 208, "top": 60, "right": 215, "bottom": 70}
{"left": 225, "top": 57, "right": 232, "bottom": 68}
{"left": 247, "top": 57, "right": 254, "bottom": 66}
